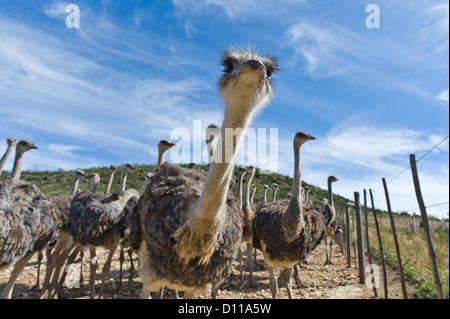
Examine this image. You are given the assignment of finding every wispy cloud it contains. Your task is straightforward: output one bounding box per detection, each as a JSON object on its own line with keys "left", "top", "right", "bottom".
{"left": 437, "top": 89, "right": 449, "bottom": 102}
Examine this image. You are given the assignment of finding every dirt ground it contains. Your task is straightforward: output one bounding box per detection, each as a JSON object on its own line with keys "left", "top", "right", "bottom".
{"left": 0, "top": 241, "right": 414, "bottom": 299}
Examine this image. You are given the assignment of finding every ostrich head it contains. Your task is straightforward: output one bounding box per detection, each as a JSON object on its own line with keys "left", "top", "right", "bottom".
{"left": 109, "top": 165, "right": 118, "bottom": 173}
{"left": 123, "top": 163, "right": 136, "bottom": 173}
{"left": 328, "top": 176, "right": 338, "bottom": 183}
{"left": 158, "top": 139, "right": 175, "bottom": 153}
{"left": 205, "top": 124, "right": 221, "bottom": 141}
{"left": 7, "top": 138, "right": 17, "bottom": 147}
{"left": 74, "top": 170, "right": 85, "bottom": 179}
{"left": 219, "top": 48, "right": 279, "bottom": 113}
{"left": 16, "top": 139, "right": 38, "bottom": 153}
{"left": 86, "top": 173, "right": 100, "bottom": 184}
{"left": 294, "top": 131, "right": 315, "bottom": 147}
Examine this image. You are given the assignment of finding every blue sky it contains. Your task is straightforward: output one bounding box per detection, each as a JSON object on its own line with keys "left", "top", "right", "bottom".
{"left": 0, "top": 0, "right": 448, "bottom": 218}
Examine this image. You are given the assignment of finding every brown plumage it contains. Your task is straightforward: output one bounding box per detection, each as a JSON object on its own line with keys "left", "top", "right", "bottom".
{"left": 130, "top": 163, "right": 241, "bottom": 295}
{"left": 0, "top": 179, "right": 59, "bottom": 298}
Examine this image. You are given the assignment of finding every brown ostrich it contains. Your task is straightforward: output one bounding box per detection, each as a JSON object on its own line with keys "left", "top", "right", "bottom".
{"left": 130, "top": 47, "right": 278, "bottom": 298}
{"left": 253, "top": 131, "right": 340, "bottom": 299}
{"left": 324, "top": 175, "right": 341, "bottom": 265}
{"left": 0, "top": 140, "right": 60, "bottom": 299}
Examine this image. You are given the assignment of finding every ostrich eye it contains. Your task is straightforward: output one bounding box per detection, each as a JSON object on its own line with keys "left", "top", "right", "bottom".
{"left": 266, "top": 68, "right": 273, "bottom": 80}
{"left": 223, "top": 59, "right": 234, "bottom": 73}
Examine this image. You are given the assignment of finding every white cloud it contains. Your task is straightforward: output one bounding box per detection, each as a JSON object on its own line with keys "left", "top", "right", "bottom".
{"left": 43, "top": 2, "right": 68, "bottom": 18}
{"left": 437, "top": 89, "right": 449, "bottom": 102}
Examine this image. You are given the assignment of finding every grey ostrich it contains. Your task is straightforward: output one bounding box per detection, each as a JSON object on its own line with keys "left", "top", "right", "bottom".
{"left": 0, "top": 138, "right": 17, "bottom": 178}
{"left": 35, "top": 169, "right": 85, "bottom": 291}
{"left": 271, "top": 183, "right": 279, "bottom": 202}
{"left": 262, "top": 185, "right": 269, "bottom": 203}
{"left": 205, "top": 123, "right": 221, "bottom": 171}
{"left": 0, "top": 140, "right": 60, "bottom": 299}
{"left": 130, "top": 47, "right": 279, "bottom": 299}
{"left": 241, "top": 165, "right": 256, "bottom": 287}
{"left": 253, "top": 131, "right": 340, "bottom": 299}
{"left": 324, "top": 175, "right": 340, "bottom": 265}
{"left": 69, "top": 187, "right": 140, "bottom": 298}
{"left": 104, "top": 165, "right": 118, "bottom": 195}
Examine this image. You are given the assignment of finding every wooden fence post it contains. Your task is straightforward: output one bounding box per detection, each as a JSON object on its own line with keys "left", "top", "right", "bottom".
{"left": 354, "top": 192, "right": 366, "bottom": 285}
{"left": 364, "top": 189, "right": 378, "bottom": 297}
{"left": 382, "top": 178, "right": 408, "bottom": 299}
{"left": 410, "top": 154, "right": 445, "bottom": 299}
{"left": 345, "top": 199, "right": 352, "bottom": 268}
{"left": 369, "top": 189, "right": 388, "bottom": 299}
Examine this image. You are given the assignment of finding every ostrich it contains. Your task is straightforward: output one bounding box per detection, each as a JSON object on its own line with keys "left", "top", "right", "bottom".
{"left": 303, "top": 186, "right": 311, "bottom": 202}
{"left": 324, "top": 175, "right": 340, "bottom": 265}
{"left": 41, "top": 172, "right": 101, "bottom": 298}
{"left": 35, "top": 169, "right": 85, "bottom": 291}
{"left": 68, "top": 187, "right": 140, "bottom": 298}
{"left": 253, "top": 131, "right": 340, "bottom": 299}
{"left": 262, "top": 185, "right": 269, "bottom": 203}
{"left": 205, "top": 123, "right": 221, "bottom": 172}
{"left": 271, "top": 183, "right": 279, "bottom": 202}
{"left": 157, "top": 139, "right": 175, "bottom": 166}
{"left": 145, "top": 172, "right": 153, "bottom": 185}
{"left": 130, "top": 47, "right": 279, "bottom": 299}
{"left": 241, "top": 165, "right": 256, "bottom": 287}
{"left": 0, "top": 138, "right": 17, "bottom": 178}
{"left": 0, "top": 140, "right": 60, "bottom": 299}
{"left": 104, "top": 165, "right": 118, "bottom": 195}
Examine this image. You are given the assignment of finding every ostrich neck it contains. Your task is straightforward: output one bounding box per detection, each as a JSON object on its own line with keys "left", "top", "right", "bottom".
{"left": 286, "top": 143, "right": 304, "bottom": 225}
{"left": 328, "top": 180, "right": 334, "bottom": 208}
{"left": 250, "top": 187, "right": 256, "bottom": 204}
{"left": 157, "top": 150, "right": 166, "bottom": 166}
{"left": 106, "top": 189, "right": 140, "bottom": 217}
{"left": 11, "top": 151, "right": 25, "bottom": 180}
{"left": 0, "top": 145, "right": 15, "bottom": 174}
{"left": 197, "top": 106, "right": 254, "bottom": 222}
{"left": 263, "top": 189, "right": 268, "bottom": 203}
{"left": 120, "top": 170, "right": 128, "bottom": 192}
{"left": 272, "top": 188, "right": 278, "bottom": 202}
{"left": 71, "top": 177, "right": 81, "bottom": 195}
{"left": 237, "top": 173, "right": 246, "bottom": 209}
{"left": 91, "top": 182, "right": 99, "bottom": 194}
{"left": 104, "top": 171, "right": 116, "bottom": 195}
{"left": 243, "top": 170, "right": 255, "bottom": 209}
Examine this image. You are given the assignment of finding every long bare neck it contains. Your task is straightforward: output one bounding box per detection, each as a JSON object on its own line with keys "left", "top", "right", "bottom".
{"left": 157, "top": 149, "right": 166, "bottom": 166}
{"left": 120, "top": 170, "right": 128, "bottom": 192}
{"left": 106, "top": 189, "right": 140, "bottom": 217}
{"left": 243, "top": 170, "right": 255, "bottom": 209}
{"left": 197, "top": 107, "right": 254, "bottom": 221}
{"left": 11, "top": 150, "right": 25, "bottom": 180}
{"left": 272, "top": 188, "right": 278, "bottom": 202}
{"left": 237, "top": 173, "right": 246, "bottom": 209}
{"left": 91, "top": 181, "right": 99, "bottom": 194}
{"left": 0, "top": 145, "right": 15, "bottom": 175}
{"left": 71, "top": 177, "right": 81, "bottom": 195}
{"left": 104, "top": 171, "right": 116, "bottom": 195}
{"left": 263, "top": 189, "right": 268, "bottom": 203}
{"left": 286, "top": 143, "right": 304, "bottom": 223}
{"left": 328, "top": 180, "right": 334, "bottom": 208}
{"left": 250, "top": 187, "right": 256, "bottom": 204}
